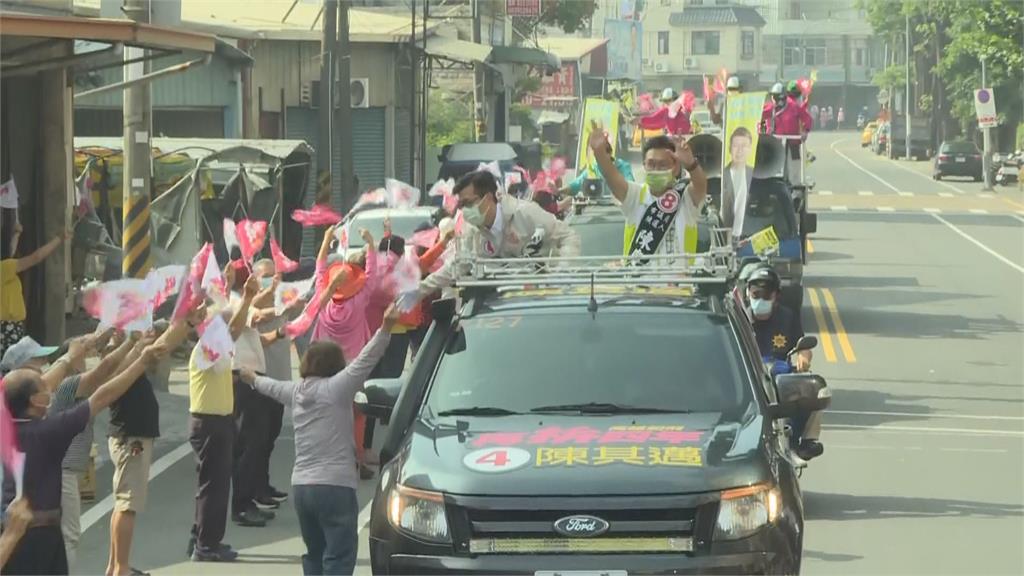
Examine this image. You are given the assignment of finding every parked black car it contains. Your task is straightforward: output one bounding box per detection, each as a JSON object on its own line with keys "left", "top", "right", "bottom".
{"left": 361, "top": 282, "right": 829, "bottom": 575}
{"left": 933, "top": 140, "right": 983, "bottom": 181}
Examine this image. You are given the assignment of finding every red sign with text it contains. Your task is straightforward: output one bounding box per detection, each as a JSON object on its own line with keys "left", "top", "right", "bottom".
{"left": 522, "top": 65, "right": 576, "bottom": 109}
{"left": 507, "top": 0, "right": 541, "bottom": 17}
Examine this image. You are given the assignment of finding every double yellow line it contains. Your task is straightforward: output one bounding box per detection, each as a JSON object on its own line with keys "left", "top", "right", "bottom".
{"left": 806, "top": 287, "right": 856, "bottom": 363}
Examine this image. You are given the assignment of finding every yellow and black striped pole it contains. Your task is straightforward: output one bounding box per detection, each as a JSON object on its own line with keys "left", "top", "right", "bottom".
{"left": 121, "top": 0, "right": 152, "bottom": 279}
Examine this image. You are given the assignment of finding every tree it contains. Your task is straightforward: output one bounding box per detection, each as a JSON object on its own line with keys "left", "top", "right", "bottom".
{"left": 510, "top": 1, "right": 598, "bottom": 44}
{"left": 427, "top": 91, "right": 473, "bottom": 149}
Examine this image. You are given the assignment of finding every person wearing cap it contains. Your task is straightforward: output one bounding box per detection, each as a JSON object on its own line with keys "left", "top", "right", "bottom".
{"left": 761, "top": 83, "right": 786, "bottom": 134}
{"left": 1, "top": 332, "right": 170, "bottom": 575}
{"left": 636, "top": 87, "right": 693, "bottom": 136}
{"left": 1, "top": 223, "right": 70, "bottom": 358}
{"left": 709, "top": 76, "right": 742, "bottom": 127}
{"left": 745, "top": 266, "right": 822, "bottom": 461}
{"left": 1, "top": 335, "right": 87, "bottom": 394}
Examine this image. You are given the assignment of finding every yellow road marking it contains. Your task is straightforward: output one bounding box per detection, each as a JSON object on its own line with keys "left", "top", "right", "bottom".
{"left": 821, "top": 288, "right": 857, "bottom": 363}
{"left": 806, "top": 238, "right": 815, "bottom": 253}
{"left": 805, "top": 288, "right": 837, "bottom": 363}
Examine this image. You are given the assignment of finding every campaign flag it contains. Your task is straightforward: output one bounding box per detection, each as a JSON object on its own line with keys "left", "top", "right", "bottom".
{"left": 146, "top": 265, "right": 185, "bottom": 309}
{"left": 200, "top": 250, "right": 228, "bottom": 308}
{"left": 223, "top": 218, "right": 240, "bottom": 257}
{"left": 270, "top": 237, "right": 299, "bottom": 274}
{"left": 195, "top": 314, "right": 234, "bottom": 370}
{"left": 0, "top": 382, "right": 26, "bottom": 498}
{"left": 351, "top": 188, "right": 386, "bottom": 213}
{"left": 274, "top": 278, "right": 313, "bottom": 315}
{"left": 391, "top": 252, "right": 421, "bottom": 295}
{"left": 85, "top": 279, "right": 153, "bottom": 331}
{"left": 476, "top": 161, "right": 502, "bottom": 180}
{"left": 723, "top": 91, "right": 769, "bottom": 236}
{"left": 236, "top": 219, "right": 267, "bottom": 263}
{"left": 284, "top": 283, "right": 327, "bottom": 338}
{"left": 576, "top": 98, "right": 620, "bottom": 179}
{"left": 172, "top": 243, "right": 213, "bottom": 321}
{"left": 703, "top": 75, "right": 713, "bottom": 102}
{"left": 333, "top": 223, "right": 350, "bottom": 251}
{"left": 0, "top": 178, "right": 18, "bottom": 209}
{"left": 292, "top": 204, "right": 343, "bottom": 227}
{"left": 384, "top": 178, "right": 421, "bottom": 209}
{"left": 429, "top": 178, "right": 458, "bottom": 214}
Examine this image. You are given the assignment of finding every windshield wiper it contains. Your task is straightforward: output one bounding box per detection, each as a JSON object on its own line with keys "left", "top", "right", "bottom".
{"left": 435, "top": 406, "right": 523, "bottom": 417}
{"left": 530, "top": 402, "right": 693, "bottom": 415}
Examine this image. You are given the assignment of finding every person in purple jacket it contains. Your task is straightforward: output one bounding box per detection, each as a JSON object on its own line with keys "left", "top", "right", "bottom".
{"left": 238, "top": 304, "right": 399, "bottom": 575}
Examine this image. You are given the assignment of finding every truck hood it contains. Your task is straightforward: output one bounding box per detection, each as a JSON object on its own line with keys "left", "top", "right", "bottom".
{"left": 395, "top": 412, "right": 771, "bottom": 497}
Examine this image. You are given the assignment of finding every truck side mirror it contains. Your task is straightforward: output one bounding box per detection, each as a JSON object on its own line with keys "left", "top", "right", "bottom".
{"left": 354, "top": 378, "right": 404, "bottom": 424}
{"left": 767, "top": 373, "right": 831, "bottom": 419}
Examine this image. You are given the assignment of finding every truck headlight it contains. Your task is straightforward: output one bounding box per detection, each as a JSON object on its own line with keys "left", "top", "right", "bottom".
{"left": 714, "top": 483, "right": 781, "bottom": 540}
{"left": 387, "top": 484, "right": 451, "bottom": 544}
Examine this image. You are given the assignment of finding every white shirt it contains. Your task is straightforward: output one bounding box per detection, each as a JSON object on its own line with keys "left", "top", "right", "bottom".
{"left": 229, "top": 294, "right": 267, "bottom": 374}
{"left": 619, "top": 181, "right": 698, "bottom": 255}
{"left": 729, "top": 165, "right": 748, "bottom": 237}
{"left": 480, "top": 200, "right": 505, "bottom": 250}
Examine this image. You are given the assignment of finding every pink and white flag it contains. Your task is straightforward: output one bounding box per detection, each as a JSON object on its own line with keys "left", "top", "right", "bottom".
{"left": 84, "top": 279, "right": 153, "bottom": 331}
{"left": 146, "top": 265, "right": 185, "bottom": 309}
{"left": 476, "top": 161, "right": 502, "bottom": 180}
{"left": 284, "top": 283, "right": 327, "bottom": 338}
{"left": 411, "top": 227, "right": 439, "bottom": 249}
{"left": 201, "top": 250, "right": 228, "bottom": 308}
{"left": 236, "top": 219, "right": 267, "bottom": 263}
{"left": 75, "top": 173, "right": 94, "bottom": 217}
{"left": 270, "top": 237, "right": 299, "bottom": 274}
{"left": 274, "top": 278, "right": 313, "bottom": 315}
{"left": 223, "top": 218, "right": 240, "bottom": 257}
{"left": 391, "top": 252, "right": 421, "bottom": 295}
{"left": 0, "top": 382, "right": 26, "bottom": 498}
{"left": 0, "top": 178, "right": 18, "bottom": 210}
{"left": 384, "top": 178, "right": 421, "bottom": 209}
{"left": 429, "top": 178, "right": 458, "bottom": 214}
{"left": 194, "top": 314, "right": 234, "bottom": 371}
{"left": 292, "top": 204, "right": 343, "bottom": 227}
{"left": 172, "top": 243, "right": 213, "bottom": 321}
{"left": 351, "top": 188, "right": 386, "bottom": 213}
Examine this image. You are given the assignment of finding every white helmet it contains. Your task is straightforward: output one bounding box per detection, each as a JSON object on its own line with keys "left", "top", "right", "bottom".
{"left": 770, "top": 82, "right": 784, "bottom": 96}
{"left": 660, "top": 87, "right": 677, "bottom": 102}
{"left": 726, "top": 76, "right": 741, "bottom": 91}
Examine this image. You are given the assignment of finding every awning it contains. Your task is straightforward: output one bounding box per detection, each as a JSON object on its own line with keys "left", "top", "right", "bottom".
{"left": 422, "top": 35, "right": 492, "bottom": 65}
{"left": 490, "top": 46, "right": 561, "bottom": 73}
{"left": 0, "top": 12, "right": 216, "bottom": 53}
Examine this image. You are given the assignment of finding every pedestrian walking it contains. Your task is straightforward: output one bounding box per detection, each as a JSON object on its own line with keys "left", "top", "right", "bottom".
{"left": 239, "top": 305, "right": 399, "bottom": 576}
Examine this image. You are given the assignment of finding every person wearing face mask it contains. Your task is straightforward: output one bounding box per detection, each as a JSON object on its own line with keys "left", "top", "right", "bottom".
{"left": 397, "top": 170, "right": 580, "bottom": 310}
{"left": 589, "top": 122, "right": 707, "bottom": 259}
{"left": 1, "top": 334, "right": 170, "bottom": 575}
{"left": 745, "top": 267, "right": 822, "bottom": 461}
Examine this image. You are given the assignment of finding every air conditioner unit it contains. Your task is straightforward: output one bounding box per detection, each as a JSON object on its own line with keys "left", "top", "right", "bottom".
{"left": 300, "top": 81, "right": 313, "bottom": 106}
{"left": 350, "top": 78, "right": 369, "bottom": 108}
{"left": 642, "top": 57, "right": 652, "bottom": 66}
{"left": 683, "top": 57, "right": 698, "bottom": 69}
{"left": 654, "top": 62, "right": 669, "bottom": 73}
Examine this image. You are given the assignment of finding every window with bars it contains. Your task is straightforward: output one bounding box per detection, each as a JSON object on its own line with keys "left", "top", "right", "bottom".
{"left": 658, "top": 31, "right": 670, "bottom": 55}
{"left": 691, "top": 31, "right": 720, "bottom": 56}
{"left": 742, "top": 31, "right": 755, "bottom": 59}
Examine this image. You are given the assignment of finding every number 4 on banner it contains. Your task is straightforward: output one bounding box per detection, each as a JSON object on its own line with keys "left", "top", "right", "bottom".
{"left": 476, "top": 449, "right": 509, "bottom": 467}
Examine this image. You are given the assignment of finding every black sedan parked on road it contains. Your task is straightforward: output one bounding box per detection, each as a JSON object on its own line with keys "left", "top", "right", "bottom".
{"left": 933, "top": 140, "right": 983, "bottom": 181}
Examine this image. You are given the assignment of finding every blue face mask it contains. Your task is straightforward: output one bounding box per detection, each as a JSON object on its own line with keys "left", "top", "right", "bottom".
{"left": 749, "top": 297, "right": 773, "bottom": 319}
{"left": 259, "top": 277, "right": 273, "bottom": 289}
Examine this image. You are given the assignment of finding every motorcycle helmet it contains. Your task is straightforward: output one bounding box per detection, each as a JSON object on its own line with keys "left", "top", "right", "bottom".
{"left": 786, "top": 80, "right": 801, "bottom": 98}
{"left": 660, "top": 87, "right": 677, "bottom": 103}
{"left": 726, "top": 76, "right": 741, "bottom": 92}
{"left": 747, "top": 266, "right": 781, "bottom": 294}
{"left": 770, "top": 82, "right": 784, "bottom": 96}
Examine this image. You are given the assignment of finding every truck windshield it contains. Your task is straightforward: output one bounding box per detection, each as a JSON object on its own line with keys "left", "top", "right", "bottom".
{"left": 424, "top": 309, "right": 751, "bottom": 416}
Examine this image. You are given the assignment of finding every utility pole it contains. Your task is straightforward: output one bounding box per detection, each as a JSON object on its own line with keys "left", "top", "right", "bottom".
{"left": 904, "top": 12, "right": 911, "bottom": 161}
{"left": 317, "top": 0, "right": 338, "bottom": 205}
{"left": 122, "top": 0, "right": 152, "bottom": 278}
{"left": 410, "top": 0, "right": 417, "bottom": 186}
{"left": 981, "top": 56, "right": 993, "bottom": 191}
{"left": 335, "top": 1, "right": 354, "bottom": 210}
{"left": 472, "top": 0, "right": 485, "bottom": 142}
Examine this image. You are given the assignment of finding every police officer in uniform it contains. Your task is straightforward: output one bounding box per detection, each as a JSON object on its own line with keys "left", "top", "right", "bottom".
{"left": 746, "top": 267, "right": 824, "bottom": 460}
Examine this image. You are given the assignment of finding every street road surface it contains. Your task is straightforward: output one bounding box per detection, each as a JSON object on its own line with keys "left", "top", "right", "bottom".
{"left": 74, "top": 131, "right": 1023, "bottom": 575}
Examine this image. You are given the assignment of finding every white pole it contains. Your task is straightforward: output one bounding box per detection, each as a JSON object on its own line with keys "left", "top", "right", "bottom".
{"left": 981, "top": 57, "right": 993, "bottom": 190}
{"left": 904, "top": 12, "right": 911, "bottom": 160}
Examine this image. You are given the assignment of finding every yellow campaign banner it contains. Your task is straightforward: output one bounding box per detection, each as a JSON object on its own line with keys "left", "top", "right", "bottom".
{"left": 749, "top": 225, "right": 780, "bottom": 255}
{"left": 722, "top": 92, "right": 767, "bottom": 227}
{"left": 576, "top": 97, "right": 620, "bottom": 179}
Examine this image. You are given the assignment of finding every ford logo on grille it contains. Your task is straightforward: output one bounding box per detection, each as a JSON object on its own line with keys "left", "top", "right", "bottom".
{"left": 552, "top": 515, "right": 610, "bottom": 538}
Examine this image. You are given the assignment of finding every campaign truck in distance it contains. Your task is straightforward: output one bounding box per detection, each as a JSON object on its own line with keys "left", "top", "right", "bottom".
{"left": 357, "top": 251, "right": 830, "bottom": 575}
{"left": 886, "top": 115, "right": 932, "bottom": 161}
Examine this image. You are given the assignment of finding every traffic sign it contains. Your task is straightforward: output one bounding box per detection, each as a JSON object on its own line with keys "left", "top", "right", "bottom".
{"left": 974, "top": 89, "right": 998, "bottom": 128}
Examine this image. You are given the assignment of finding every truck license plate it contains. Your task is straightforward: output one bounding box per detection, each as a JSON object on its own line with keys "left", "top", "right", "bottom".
{"left": 956, "top": 157, "right": 966, "bottom": 162}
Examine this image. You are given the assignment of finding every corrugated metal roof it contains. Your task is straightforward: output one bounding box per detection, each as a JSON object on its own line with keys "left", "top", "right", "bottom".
{"left": 74, "top": 137, "right": 313, "bottom": 161}
{"left": 74, "top": 0, "right": 438, "bottom": 42}
{"left": 537, "top": 37, "right": 609, "bottom": 61}
{"left": 669, "top": 6, "right": 766, "bottom": 27}
{"left": 423, "top": 34, "right": 492, "bottom": 65}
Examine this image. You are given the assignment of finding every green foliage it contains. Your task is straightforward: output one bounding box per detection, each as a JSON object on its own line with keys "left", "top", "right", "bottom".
{"left": 514, "top": 76, "right": 543, "bottom": 101}
{"left": 427, "top": 91, "right": 473, "bottom": 149}
{"left": 864, "top": 0, "right": 1023, "bottom": 136}
{"left": 510, "top": 104, "right": 538, "bottom": 140}
{"left": 1017, "top": 123, "right": 1024, "bottom": 151}
{"left": 872, "top": 65, "right": 907, "bottom": 91}
{"left": 539, "top": 0, "right": 597, "bottom": 33}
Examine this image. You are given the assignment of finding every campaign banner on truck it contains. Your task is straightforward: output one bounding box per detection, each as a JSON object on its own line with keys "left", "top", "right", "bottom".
{"left": 606, "top": 19, "right": 642, "bottom": 81}
{"left": 576, "top": 98, "right": 621, "bottom": 179}
{"left": 722, "top": 91, "right": 767, "bottom": 236}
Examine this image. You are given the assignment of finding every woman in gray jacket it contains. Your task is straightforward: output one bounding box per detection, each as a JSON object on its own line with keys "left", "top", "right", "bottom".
{"left": 239, "top": 305, "right": 399, "bottom": 575}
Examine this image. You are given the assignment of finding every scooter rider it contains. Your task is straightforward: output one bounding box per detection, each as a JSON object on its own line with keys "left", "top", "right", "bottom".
{"left": 746, "top": 267, "right": 824, "bottom": 460}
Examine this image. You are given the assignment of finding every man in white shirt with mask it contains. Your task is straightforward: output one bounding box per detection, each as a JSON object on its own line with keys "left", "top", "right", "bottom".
{"left": 397, "top": 170, "right": 581, "bottom": 311}
{"left": 721, "top": 126, "right": 755, "bottom": 238}
{"left": 588, "top": 121, "right": 707, "bottom": 259}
